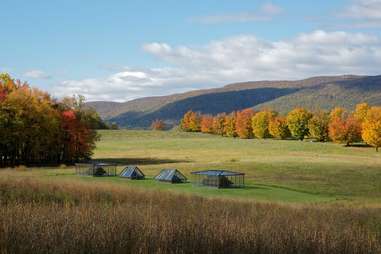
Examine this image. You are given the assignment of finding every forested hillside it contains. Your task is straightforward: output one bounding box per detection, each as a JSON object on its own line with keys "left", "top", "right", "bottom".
{"left": 87, "top": 75, "right": 381, "bottom": 128}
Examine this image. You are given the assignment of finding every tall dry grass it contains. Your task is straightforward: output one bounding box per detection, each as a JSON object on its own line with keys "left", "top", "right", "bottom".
{"left": 0, "top": 178, "right": 380, "bottom": 254}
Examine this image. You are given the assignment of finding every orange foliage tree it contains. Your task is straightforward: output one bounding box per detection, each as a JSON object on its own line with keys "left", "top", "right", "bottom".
{"left": 328, "top": 108, "right": 362, "bottom": 146}
{"left": 200, "top": 115, "right": 214, "bottom": 133}
{"left": 151, "top": 119, "right": 165, "bottom": 130}
{"left": 235, "top": 109, "right": 255, "bottom": 139}
{"left": 269, "top": 116, "right": 290, "bottom": 139}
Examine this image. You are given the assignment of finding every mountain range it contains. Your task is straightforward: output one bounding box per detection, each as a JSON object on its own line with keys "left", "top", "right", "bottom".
{"left": 86, "top": 75, "right": 381, "bottom": 128}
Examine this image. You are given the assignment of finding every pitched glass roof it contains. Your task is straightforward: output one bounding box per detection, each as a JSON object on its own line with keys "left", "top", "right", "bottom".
{"left": 120, "top": 166, "right": 144, "bottom": 178}
{"left": 155, "top": 169, "right": 187, "bottom": 181}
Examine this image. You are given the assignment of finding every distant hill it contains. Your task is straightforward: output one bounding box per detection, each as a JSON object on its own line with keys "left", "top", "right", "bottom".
{"left": 86, "top": 75, "right": 381, "bottom": 128}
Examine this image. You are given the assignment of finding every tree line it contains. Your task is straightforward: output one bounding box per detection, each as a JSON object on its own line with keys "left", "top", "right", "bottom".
{"left": 179, "top": 103, "right": 381, "bottom": 151}
{"left": 0, "top": 73, "right": 102, "bottom": 167}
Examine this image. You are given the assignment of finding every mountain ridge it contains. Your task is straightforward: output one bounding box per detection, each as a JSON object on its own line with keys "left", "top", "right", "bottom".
{"left": 86, "top": 75, "right": 381, "bottom": 128}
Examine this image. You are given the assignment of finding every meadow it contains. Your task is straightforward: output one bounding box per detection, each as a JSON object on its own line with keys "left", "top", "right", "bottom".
{"left": 1, "top": 129, "right": 381, "bottom": 253}
{"left": 4, "top": 129, "right": 381, "bottom": 203}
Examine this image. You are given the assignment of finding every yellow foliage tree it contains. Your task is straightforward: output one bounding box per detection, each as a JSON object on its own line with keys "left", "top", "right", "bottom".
{"left": 286, "top": 108, "right": 312, "bottom": 140}
{"left": 269, "top": 116, "right": 290, "bottom": 139}
{"left": 362, "top": 107, "right": 381, "bottom": 151}
{"left": 354, "top": 103, "right": 370, "bottom": 123}
{"left": 308, "top": 111, "right": 330, "bottom": 142}
{"left": 329, "top": 107, "right": 345, "bottom": 120}
{"left": 251, "top": 110, "right": 275, "bottom": 139}
{"left": 223, "top": 112, "right": 237, "bottom": 137}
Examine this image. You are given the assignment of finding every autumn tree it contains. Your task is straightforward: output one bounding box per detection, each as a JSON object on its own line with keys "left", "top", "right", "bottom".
{"left": 200, "top": 115, "right": 214, "bottom": 133}
{"left": 180, "top": 111, "right": 201, "bottom": 132}
{"left": 328, "top": 109, "right": 362, "bottom": 146}
{"left": 354, "top": 103, "right": 370, "bottom": 123}
{"left": 308, "top": 111, "right": 330, "bottom": 142}
{"left": 251, "top": 110, "right": 275, "bottom": 139}
{"left": 286, "top": 108, "right": 312, "bottom": 140}
{"left": 329, "top": 107, "right": 345, "bottom": 120}
{"left": 235, "top": 109, "right": 255, "bottom": 139}
{"left": 212, "top": 113, "right": 226, "bottom": 135}
{"left": 180, "top": 111, "right": 192, "bottom": 131}
{"left": 59, "top": 96, "right": 100, "bottom": 162}
{"left": 223, "top": 112, "right": 237, "bottom": 137}
{"left": 151, "top": 119, "right": 165, "bottom": 130}
{"left": 269, "top": 116, "right": 290, "bottom": 139}
{"left": 0, "top": 74, "right": 99, "bottom": 167}
{"left": 362, "top": 107, "right": 381, "bottom": 151}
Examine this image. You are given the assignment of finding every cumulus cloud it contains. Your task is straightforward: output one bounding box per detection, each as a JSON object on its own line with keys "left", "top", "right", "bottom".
{"left": 191, "top": 3, "right": 283, "bottom": 24}
{"left": 24, "top": 70, "right": 51, "bottom": 79}
{"left": 53, "top": 30, "right": 381, "bottom": 102}
{"left": 53, "top": 68, "right": 210, "bottom": 101}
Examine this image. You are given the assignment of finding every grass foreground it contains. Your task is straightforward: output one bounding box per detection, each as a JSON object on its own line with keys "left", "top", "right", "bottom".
{"left": 1, "top": 177, "right": 380, "bottom": 254}
{"left": 2, "top": 130, "right": 381, "bottom": 253}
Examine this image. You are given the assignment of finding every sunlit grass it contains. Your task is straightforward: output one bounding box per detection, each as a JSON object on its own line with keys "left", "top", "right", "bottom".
{"left": 3, "top": 129, "right": 381, "bottom": 203}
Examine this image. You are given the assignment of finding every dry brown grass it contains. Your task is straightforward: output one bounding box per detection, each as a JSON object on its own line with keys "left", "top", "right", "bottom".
{"left": 0, "top": 178, "right": 380, "bottom": 254}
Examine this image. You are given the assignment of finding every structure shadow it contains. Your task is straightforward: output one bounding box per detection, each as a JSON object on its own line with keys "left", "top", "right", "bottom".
{"left": 94, "top": 157, "right": 192, "bottom": 165}
{"left": 348, "top": 143, "right": 372, "bottom": 148}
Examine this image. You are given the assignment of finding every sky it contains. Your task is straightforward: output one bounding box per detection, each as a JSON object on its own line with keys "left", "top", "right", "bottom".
{"left": 1, "top": 0, "right": 381, "bottom": 102}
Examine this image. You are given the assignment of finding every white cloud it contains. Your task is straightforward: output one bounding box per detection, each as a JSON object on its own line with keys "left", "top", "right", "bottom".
{"left": 191, "top": 3, "right": 283, "bottom": 24}
{"left": 53, "top": 30, "right": 381, "bottom": 102}
{"left": 340, "top": 0, "right": 381, "bottom": 27}
{"left": 24, "top": 70, "right": 51, "bottom": 79}
{"left": 343, "top": 0, "right": 381, "bottom": 19}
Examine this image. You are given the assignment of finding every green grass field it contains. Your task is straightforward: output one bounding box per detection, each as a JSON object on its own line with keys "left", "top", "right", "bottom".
{"left": 3, "top": 129, "right": 381, "bottom": 204}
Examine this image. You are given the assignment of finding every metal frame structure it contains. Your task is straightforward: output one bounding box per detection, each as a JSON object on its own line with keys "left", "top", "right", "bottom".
{"left": 75, "top": 162, "right": 117, "bottom": 177}
{"left": 119, "top": 165, "right": 145, "bottom": 179}
{"left": 191, "top": 170, "right": 245, "bottom": 188}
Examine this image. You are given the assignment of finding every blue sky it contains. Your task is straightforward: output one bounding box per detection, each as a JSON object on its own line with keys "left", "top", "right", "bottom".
{"left": 1, "top": 0, "right": 381, "bottom": 101}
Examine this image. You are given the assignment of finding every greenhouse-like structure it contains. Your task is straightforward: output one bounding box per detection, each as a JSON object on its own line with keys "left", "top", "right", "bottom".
{"left": 75, "top": 162, "right": 117, "bottom": 177}
{"left": 154, "top": 169, "right": 187, "bottom": 183}
{"left": 120, "top": 166, "right": 145, "bottom": 180}
{"left": 191, "top": 170, "right": 245, "bottom": 188}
